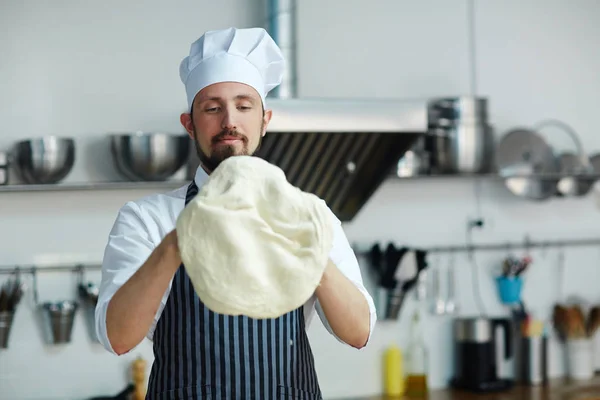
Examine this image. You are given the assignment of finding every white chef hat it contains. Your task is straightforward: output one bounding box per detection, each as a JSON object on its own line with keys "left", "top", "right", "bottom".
{"left": 179, "top": 27, "right": 285, "bottom": 111}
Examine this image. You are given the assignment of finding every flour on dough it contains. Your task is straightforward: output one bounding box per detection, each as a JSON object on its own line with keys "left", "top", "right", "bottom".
{"left": 176, "top": 155, "right": 334, "bottom": 319}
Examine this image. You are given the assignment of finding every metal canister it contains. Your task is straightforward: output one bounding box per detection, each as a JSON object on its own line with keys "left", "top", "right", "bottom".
{"left": 427, "top": 96, "right": 495, "bottom": 174}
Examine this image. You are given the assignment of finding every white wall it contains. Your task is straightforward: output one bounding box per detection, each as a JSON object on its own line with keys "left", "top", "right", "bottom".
{"left": 1, "top": 1, "right": 600, "bottom": 399}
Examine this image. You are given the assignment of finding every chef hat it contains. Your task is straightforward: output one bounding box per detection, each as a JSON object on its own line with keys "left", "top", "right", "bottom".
{"left": 179, "top": 27, "right": 285, "bottom": 111}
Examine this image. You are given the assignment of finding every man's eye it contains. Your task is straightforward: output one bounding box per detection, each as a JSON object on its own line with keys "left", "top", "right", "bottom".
{"left": 205, "top": 107, "right": 219, "bottom": 112}
{"left": 239, "top": 106, "right": 252, "bottom": 110}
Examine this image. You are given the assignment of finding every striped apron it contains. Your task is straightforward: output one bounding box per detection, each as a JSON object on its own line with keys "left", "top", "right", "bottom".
{"left": 146, "top": 180, "right": 322, "bottom": 400}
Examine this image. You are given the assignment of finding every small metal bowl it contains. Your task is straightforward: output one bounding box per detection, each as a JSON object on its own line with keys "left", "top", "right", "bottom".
{"left": 13, "top": 137, "right": 76, "bottom": 184}
{"left": 109, "top": 132, "right": 191, "bottom": 181}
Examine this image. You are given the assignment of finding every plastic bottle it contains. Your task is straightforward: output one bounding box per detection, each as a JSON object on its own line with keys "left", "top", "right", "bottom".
{"left": 405, "top": 309, "right": 428, "bottom": 398}
{"left": 384, "top": 343, "right": 405, "bottom": 397}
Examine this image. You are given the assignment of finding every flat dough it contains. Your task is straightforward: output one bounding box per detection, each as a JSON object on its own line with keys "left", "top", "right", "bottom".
{"left": 176, "top": 155, "right": 334, "bottom": 319}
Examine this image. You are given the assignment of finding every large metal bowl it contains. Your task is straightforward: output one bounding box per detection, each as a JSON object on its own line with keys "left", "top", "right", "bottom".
{"left": 110, "top": 132, "right": 191, "bottom": 181}
{"left": 13, "top": 137, "right": 76, "bottom": 184}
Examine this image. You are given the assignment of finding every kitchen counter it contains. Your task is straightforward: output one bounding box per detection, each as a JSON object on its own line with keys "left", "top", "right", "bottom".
{"left": 340, "top": 376, "right": 600, "bottom": 400}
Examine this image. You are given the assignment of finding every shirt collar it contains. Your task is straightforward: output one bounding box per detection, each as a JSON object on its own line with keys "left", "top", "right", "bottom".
{"left": 193, "top": 165, "right": 210, "bottom": 189}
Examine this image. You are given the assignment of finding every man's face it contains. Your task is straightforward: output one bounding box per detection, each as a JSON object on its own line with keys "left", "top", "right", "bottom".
{"left": 180, "top": 82, "right": 272, "bottom": 172}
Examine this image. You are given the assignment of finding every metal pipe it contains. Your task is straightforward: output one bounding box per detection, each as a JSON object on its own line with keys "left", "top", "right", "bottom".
{"left": 353, "top": 236, "right": 600, "bottom": 256}
{"left": 266, "top": 0, "right": 297, "bottom": 98}
{"left": 0, "top": 264, "right": 101, "bottom": 275}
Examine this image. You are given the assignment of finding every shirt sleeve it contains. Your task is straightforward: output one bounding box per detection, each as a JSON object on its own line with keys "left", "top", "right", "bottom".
{"left": 315, "top": 213, "right": 377, "bottom": 347}
{"left": 94, "top": 201, "right": 162, "bottom": 355}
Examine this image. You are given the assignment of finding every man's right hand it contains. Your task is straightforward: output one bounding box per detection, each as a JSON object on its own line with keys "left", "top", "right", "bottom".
{"left": 106, "top": 229, "right": 182, "bottom": 355}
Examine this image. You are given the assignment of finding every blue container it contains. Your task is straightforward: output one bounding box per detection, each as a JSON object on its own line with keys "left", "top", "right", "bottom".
{"left": 496, "top": 276, "right": 523, "bottom": 304}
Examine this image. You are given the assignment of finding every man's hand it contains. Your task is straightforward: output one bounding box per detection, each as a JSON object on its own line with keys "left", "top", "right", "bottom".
{"left": 106, "top": 229, "right": 181, "bottom": 355}
{"left": 314, "top": 260, "right": 371, "bottom": 349}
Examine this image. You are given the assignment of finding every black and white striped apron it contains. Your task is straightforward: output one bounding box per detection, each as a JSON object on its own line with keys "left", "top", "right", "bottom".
{"left": 146, "top": 180, "right": 322, "bottom": 400}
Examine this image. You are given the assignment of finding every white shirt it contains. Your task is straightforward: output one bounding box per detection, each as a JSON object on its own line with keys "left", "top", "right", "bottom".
{"left": 95, "top": 166, "right": 377, "bottom": 355}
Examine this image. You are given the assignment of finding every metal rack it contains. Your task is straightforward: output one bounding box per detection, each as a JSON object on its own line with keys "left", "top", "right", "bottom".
{"left": 0, "top": 263, "right": 101, "bottom": 276}
{"left": 0, "top": 180, "right": 187, "bottom": 193}
{"left": 353, "top": 235, "right": 600, "bottom": 256}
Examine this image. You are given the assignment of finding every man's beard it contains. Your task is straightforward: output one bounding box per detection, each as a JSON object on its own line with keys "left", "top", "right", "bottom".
{"left": 193, "top": 124, "right": 264, "bottom": 173}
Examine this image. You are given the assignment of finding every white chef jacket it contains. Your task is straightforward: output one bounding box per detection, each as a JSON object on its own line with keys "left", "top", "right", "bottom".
{"left": 95, "top": 166, "right": 377, "bottom": 355}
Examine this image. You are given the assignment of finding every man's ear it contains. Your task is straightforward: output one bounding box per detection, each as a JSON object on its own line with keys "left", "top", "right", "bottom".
{"left": 180, "top": 113, "right": 194, "bottom": 140}
{"left": 261, "top": 109, "right": 273, "bottom": 137}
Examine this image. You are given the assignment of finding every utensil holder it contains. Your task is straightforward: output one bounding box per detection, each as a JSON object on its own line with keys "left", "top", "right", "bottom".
{"left": 518, "top": 335, "right": 548, "bottom": 385}
{"left": 0, "top": 311, "right": 15, "bottom": 349}
{"left": 566, "top": 338, "right": 593, "bottom": 380}
{"left": 39, "top": 301, "right": 78, "bottom": 345}
{"left": 496, "top": 276, "right": 523, "bottom": 305}
{"left": 593, "top": 330, "right": 600, "bottom": 372}
{"left": 32, "top": 268, "right": 79, "bottom": 345}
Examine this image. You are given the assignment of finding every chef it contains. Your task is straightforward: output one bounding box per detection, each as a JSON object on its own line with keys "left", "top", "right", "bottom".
{"left": 95, "top": 27, "right": 377, "bottom": 400}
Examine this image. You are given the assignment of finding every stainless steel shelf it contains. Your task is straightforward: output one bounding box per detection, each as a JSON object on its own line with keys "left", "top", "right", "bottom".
{"left": 0, "top": 180, "right": 188, "bottom": 193}
{"left": 391, "top": 172, "right": 600, "bottom": 180}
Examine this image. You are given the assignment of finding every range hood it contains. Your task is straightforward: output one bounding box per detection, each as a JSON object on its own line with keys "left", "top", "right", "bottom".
{"left": 256, "top": 97, "right": 427, "bottom": 221}
{"left": 255, "top": 1, "right": 427, "bottom": 221}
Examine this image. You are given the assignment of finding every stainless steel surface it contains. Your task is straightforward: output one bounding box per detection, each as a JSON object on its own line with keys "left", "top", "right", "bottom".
{"left": 496, "top": 128, "right": 558, "bottom": 200}
{"left": 110, "top": 132, "right": 190, "bottom": 181}
{"left": 355, "top": 235, "right": 600, "bottom": 256}
{"left": 556, "top": 152, "right": 594, "bottom": 196}
{"left": 0, "top": 311, "right": 14, "bottom": 349}
{"left": 13, "top": 137, "right": 75, "bottom": 184}
{"left": 39, "top": 301, "right": 78, "bottom": 344}
{"left": 265, "top": 98, "right": 428, "bottom": 132}
{"left": 427, "top": 96, "right": 494, "bottom": 174}
{"left": 432, "top": 268, "right": 446, "bottom": 315}
{"left": 429, "top": 97, "right": 488, "bottom": 126}
{"left": 265, "top": 0, "right": 297, "bottom": 99}
{"left": 445, "top": 266, "right": 457, "bottom": 314}
{"left": 430, "top": 122, "right": 494, "bottom": 174}
{"left": 0, "top": 180, "right": 187, "bottom": 192}
{"left": 455, "top": 318, "right": 493, "bottom": 342}
{"left": 255, "top": 130, "right": 421, "bottom": 221}
{"left": 396, "top": 137, "right": 429, "bottom": 177}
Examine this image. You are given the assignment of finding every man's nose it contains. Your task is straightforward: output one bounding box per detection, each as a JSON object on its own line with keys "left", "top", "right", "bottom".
{"left": 221, "top": 108, "right": 237, "bottom": 131}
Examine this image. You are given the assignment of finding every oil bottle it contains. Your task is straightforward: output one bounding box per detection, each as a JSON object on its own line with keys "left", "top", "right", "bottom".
{"left": 383, "top": 343, "right": 405, "bottom": 397}
{"left": 405, "top": 309, "right": 428, "bottom": 398}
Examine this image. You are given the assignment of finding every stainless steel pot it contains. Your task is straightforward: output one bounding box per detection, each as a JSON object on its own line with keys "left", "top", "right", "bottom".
{"left": 429, "top": 122, "right": 494, "bottom": 174}
{"left": 427, "top": 96, "right": 494, "bottom": 174}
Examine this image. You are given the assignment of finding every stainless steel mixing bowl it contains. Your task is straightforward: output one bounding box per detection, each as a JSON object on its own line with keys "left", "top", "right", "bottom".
{"left": 13, "top": 137, "right": 76, "bottom": 184}
{"left": 110, "top": 132, "right": 191, "bottom": 181}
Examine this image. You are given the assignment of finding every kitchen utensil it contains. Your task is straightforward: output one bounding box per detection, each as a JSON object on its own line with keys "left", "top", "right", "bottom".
{"left": 496, "top": 128, "right": 559, "bottom": 200}
{"left": 0, "top": 151, "right": 8, "bottom": 185}
{"left": 431, "top": 267, "right": 446, "bottom": 316}
{"left": 39, "top": 300, "right": 78, "bottom": 344}
{"left": 516, "top": 319, "right": 548, "bottom": 385}
{"left": 110, "top": 132, "right": 190, "bottom": 181}
{"left": 396, "top": 137, "right": 429, "bottom": 177}
{"left": 79, "top": 278, "right": 100, "bottom": 343}
{"left": 387, "top": 250, "right": 418, "bottom": 319}
{"left": 31, "top": 268, "right": 79, "bottom": 345}
{"left": 451, "top": 317, "right": 514, "bottom": 393}
{"left": 556, "top": 152, "right": 594, "bottom": 196}
{"left": 445, "top": 265, "right": 457, "bottom": 314}
{"left": 0, "top": 311, "right": 14, "bottom": 349}
{"left": 13, "top": 137, "right": 75, "bottom": 184}
{"left": 533, "top": 119, "right": 593, "bottom": 197}
{"left": 427, "top": 96, "right": 494, "bottom": 174}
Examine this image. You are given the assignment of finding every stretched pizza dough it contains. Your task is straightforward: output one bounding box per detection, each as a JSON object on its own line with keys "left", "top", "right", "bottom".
{"left": 176, "top": 155, "right": 334, "bottom": 319}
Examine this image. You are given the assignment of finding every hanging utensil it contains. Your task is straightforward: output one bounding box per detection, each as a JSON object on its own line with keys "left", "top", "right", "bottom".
{"left": 496, "top": 128, "right": 559, "bottom": 201}
{"left": 531, "top": 119, "right": 594, "bottom": 198}
{"left": 445, "top": 254, "right": 457, "bottom": 315}
{"left": 431, "top": 267, "right": 446, "bottom": 316}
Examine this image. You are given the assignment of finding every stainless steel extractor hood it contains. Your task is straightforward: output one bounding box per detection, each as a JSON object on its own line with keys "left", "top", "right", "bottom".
{"left": 256, "top": 1, "right": 427, "bottom": 221}
{"left": 256, "top": 98, "right": 427, "bottom": 221}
